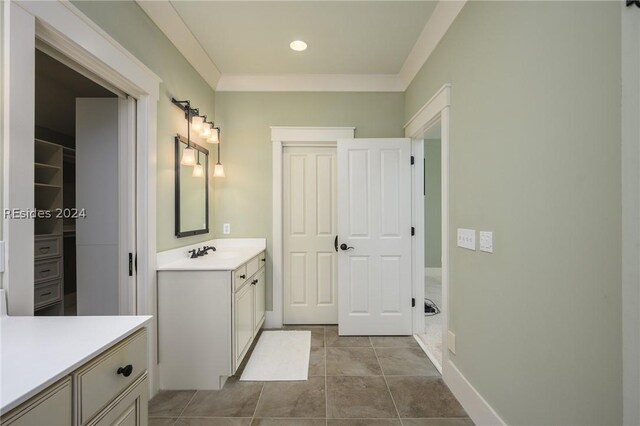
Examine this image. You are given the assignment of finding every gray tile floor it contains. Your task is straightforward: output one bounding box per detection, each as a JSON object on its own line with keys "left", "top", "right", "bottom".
{"left": 149, "top": 326, "right": 474, "bottom": 426}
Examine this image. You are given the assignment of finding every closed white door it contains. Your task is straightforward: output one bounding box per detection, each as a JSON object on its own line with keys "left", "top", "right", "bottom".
{"left": 337, "top": 138, "right": 413, "bottom": 335}
{"left": 283, "top": 146, "right": 338, "bottom": 324}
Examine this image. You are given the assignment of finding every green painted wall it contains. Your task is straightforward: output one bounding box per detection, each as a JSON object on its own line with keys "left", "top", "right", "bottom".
{"left": 213, "top": 91, "right": 405, "bottom": 309}
{"left": 71, "top": 0, "right": 216, "bottom": 252}
{"left": 424, "top": 139, "right": 441, "bottom": 268}
{"left": 405, "top": 2, "right": 622, "bottom": 424}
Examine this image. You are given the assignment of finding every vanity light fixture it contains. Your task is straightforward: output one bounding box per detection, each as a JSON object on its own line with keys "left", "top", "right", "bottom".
{"left": 205, "top": 120, "right": 219, "bottom": 143}
{"left": 201, "top": 121, "right": 212, "bottom": 138}
{"left": 213, "top": 128, "right": 225, "bottom": 178}
{"left": 192, "top": 151, "right": 204, "bottom": 177}
{"left": 191, "top": 114, "right": 204, "bottom": 132}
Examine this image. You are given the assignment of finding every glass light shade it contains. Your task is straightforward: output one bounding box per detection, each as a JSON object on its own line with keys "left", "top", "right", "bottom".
{"left": 192, "top": 162, "right": 204, "bottom": 177}
{"left": 181, "top": 146, "right": 196, "bottom": 166}
{"left": 207, "top": 129, "right": 219, "bottom": 144}
{"left": 201, "top": 122, "right": 212, "bottom": 138}
{"left": 191, "top": 115, "right": 204, "bottom": 132}
{"left": 213, "top": 162, "right": 225, "bottom": 178}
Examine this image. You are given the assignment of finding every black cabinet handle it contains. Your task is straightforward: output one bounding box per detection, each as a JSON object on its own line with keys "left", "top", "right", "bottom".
{"left": 340, "top": 243, "right": 354, "bottom": 251}
{"left": 40, "top": 292, "right": 52, "bottom": 297}
{"left": 334, "top": 235, "right": 338, "bottom": 252}
{"left": 39, "top": 246, "right": 50, "bottom": 253}
{"left": 117, "top": 364, "right": 133, "bottom": 377}
{"left": 240, "top": 274, "right": 246, "bottom": 279}
{"left": 261, "top": 258, "right": 266, "bottom": 262}
{"left": 252, "top": 279, "right": 258, "bottom": 285}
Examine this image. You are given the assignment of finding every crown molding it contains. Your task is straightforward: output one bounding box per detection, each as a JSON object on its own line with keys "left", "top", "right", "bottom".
{"left": 399, "top": 0, "right": 467, "bottom": 88}
{"left": 216, "top": 74, "right": 404, "bottom": 92}
{"left": 135, "top": 0, "right": 221, "bottom": 90}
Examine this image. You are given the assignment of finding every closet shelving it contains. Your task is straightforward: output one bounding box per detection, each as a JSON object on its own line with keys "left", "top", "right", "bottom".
{"left": 34, "top": 139, "right": 64, "bottom": 315}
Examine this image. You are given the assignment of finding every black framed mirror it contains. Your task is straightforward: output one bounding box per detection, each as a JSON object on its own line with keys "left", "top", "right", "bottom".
{"left": 175, "top": 134, "right": 209, "bottom": 237}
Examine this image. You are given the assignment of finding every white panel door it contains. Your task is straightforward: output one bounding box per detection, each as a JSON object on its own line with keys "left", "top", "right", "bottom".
{"left": 76, "top": 98, "right": 121, "bottom": 315}
{"left": 337, "top": 138, "right": 413, "bottom": 335}
{"left": 283, "top": 146, "right": 338, "bottom": 324}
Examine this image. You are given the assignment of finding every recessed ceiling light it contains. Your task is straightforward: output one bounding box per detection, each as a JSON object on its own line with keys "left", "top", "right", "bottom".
{"left": 290, "top": 40, "right": 308, "bottom": 52}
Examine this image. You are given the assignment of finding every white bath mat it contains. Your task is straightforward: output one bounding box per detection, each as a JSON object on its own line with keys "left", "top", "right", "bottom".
{"left": 240, "top": 330, "right": 311, "bottom": 381}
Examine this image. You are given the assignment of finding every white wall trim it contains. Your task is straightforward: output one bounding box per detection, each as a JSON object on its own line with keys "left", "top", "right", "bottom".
{"left": 399, "top": 1, "right": 466, "bottom": 88}
{"left": 444, "top": 361, "right": 506, "bottom": 426}
{"left": 217, "top": 74, "right": 404, "bottom": 92}
{"left": 404, "top": 84, "right": 451, "bottom": 136}
{"left": 5, "top": 0, "right": 160, "bottom": 397}
{"left": 622, "top": 4, "right": 640, "bottom": 425}
{"left": 267, "top": 127, "right": 355, "bottom": 329}
{"left": 135, "top": 0, "right": 221, "bottom": 91}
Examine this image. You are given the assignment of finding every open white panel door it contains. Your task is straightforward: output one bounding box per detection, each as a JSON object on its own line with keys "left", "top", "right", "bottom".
{"left": 76, "top": 97, "right": 135, "bottom": 315}
{"left": 337, "top": 138, "right": 413, "bottom": 335}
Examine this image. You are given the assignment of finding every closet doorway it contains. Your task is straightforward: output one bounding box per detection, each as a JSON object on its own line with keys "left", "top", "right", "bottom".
{"left": 34, "top": 48, "right": 137, "bottom": 316}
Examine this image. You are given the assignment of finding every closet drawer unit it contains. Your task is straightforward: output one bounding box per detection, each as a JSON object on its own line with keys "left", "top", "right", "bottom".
{"left": 246, "top": 252, "right": 263, "bottom": 279}
{"left": 234, "top": 265, "right": 248, "bottom": 291}
{"left": 34, "top": 279, "right": 62, "bottom": 308}
{"left": 34, "top": 258, "right": 62, "bottom": 283}
{"left": 75, "top": 329, "right": 148, "bottom": 425}
{"left": 34, "top": 236, "right": 61, "bottom": 260}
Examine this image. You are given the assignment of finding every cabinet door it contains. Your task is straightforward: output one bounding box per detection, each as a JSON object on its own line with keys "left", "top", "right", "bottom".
{"left": 87, "top": 374, "right": 148, "bottom": 426}
{"left": 234, "top": 282, "right": 254, "bottom": 368}
{"left": 254, "top": 268, "right": 266, "bottom": 334}
{"left": 1, "top": 378, "right": 72, "bottom": 426}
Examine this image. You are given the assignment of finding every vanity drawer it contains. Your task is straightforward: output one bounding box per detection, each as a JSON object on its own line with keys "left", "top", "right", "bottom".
{"left": 75, "top": 329, "right": 148, "bottom": 425}
{"left": 246, "top": 252, "right": 264, "bottom": 278}
{"left": 34, "top": 236, "right": 61, "bottom": 260}
{"left": 34, "top": 258, "right": 62, "bottom": 283}
{"left": 234, "top": 264, "right": 248, "bottom": 290}
{"left": 34, "top": 279, "right": 62, "bottom": 308}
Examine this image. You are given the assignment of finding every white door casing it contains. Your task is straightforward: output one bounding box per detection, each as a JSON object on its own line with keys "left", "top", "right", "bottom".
{"left": 283, "top": 146, "right": 338, "bottom": 324}
{"left": 337, "top": 138, "right": 413, "bottom": 335}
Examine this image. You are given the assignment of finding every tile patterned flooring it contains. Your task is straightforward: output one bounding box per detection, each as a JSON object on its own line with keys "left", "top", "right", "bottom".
{"left": 149, "top": 326, "right": 474, "bottom": 426}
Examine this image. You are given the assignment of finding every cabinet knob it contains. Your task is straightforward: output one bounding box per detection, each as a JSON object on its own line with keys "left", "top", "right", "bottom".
{"left": 117, "top": 364, "right": 133, "bottom": 377}
{"left": 261, "top": 258, "right": 265, "bottom": 262}
{"left": 252, "top": 279, "right": 258, "bottom": 285}
{"left": 240, "top": 274, "right": 246, "bottom": 279}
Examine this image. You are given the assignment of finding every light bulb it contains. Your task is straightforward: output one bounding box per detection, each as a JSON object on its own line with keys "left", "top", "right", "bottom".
{"left": 207, "top": 129, "right": 219, "bottom": 144}
{"left": 181, "top": 146, "right": 196, "bottom": 166}
{"left": 213, "top": 162, "right": 225, "bottom": 178}
{"left": 201, "top": 122, "right": 212, "bottom": 138}
{"left": 192, "top": 162, "right": 204, "bottom": 177}
{"left": 191, "top": 115, "right": 204, "bottom": 132}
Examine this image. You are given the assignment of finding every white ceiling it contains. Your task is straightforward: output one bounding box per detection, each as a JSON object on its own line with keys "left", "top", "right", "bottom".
{"left": 169, "top": 1, "right": 437, "bottom": 75}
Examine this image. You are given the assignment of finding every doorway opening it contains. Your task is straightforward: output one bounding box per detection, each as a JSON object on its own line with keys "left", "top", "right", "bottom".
{"left": 418, "top": 123, "right": 443, "bottom": 368}
{"left": 34, "top": 48, "right": 136, "bottom": 316}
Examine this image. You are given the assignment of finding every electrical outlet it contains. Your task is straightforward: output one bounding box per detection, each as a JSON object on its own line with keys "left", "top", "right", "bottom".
{"left": 479, "top": 231, "right": 493, "bottom": 253}
{"left": 223, "top": 223, "right": 231, "bottom": 235}
{"left": 448, "top": 330, "right": 456, "bottom": 354}
{"left": 457, "top": 228, "right": 476, "bottom": 250}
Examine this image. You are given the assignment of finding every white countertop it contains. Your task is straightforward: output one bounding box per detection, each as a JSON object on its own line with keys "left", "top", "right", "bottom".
{"left": 1, "top": 315, "right": 151, "bottom": 413}
{"left": 156, "top": 238, "right": 266, "bottom": 271}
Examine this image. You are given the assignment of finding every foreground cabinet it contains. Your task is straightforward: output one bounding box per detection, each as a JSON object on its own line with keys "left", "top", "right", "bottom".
{"left": 1, "top": 329, "right": 148, "bottom": 426}
{"left": 158, "top": 250, "right": 266, "bottom": 390}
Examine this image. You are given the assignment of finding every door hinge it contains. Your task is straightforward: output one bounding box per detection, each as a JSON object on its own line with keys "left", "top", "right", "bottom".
{"left": 411, "top": 227, "right": 415, "bottom": 236}
{"left": 412, "top": 298, "right": 416, "bottom": 307}
{"left": 410, "top": 156, "right": 415, "bottom": 165}
{"left": 128, "top": 253, "right": 133, "bottom": 277}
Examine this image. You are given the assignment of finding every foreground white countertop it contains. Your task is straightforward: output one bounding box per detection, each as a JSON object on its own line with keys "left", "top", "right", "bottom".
{"left": 1, "top": 315, "right": 151, "bottom": 413}
{"left": 157, "top": 238, "right": 266, "bottom": 271}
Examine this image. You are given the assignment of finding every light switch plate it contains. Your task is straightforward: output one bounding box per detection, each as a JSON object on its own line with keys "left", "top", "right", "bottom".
{"left": 448, "top": 330, "right": 456, "bottom": 354}
{"left": 0, "top": 241, "right": 4, "bottom": 273}
{"left": 223, "top": 223, "right": 231, "bottom": 235}
{"left": 457, "top": 228, "right": 476, "bottom": 250}
{"left": 479, "top": 231, "right": 493, "bottom": 253}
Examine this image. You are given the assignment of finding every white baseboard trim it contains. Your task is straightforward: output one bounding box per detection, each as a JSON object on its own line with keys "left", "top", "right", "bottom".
{"left": 425, "top": 267, "right": 442, "bottom": 278}
{"left": 443, "top": 360, "right": 506, "bottom": 426}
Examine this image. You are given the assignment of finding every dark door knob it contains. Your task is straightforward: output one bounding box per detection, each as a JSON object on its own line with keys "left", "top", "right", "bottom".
{"left": 340, "top": 243, "right": 354, "bottom": 251}
{"left": 117, "top": 364, "right": 133, "bottom": 377}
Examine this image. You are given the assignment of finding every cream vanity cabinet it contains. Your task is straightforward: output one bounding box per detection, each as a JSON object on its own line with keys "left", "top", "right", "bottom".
{"left": 233, "top": 254, "right": 267, "bottom": 368}
{"left": 158, "top": 250, "right": 266, "bottom": 390}
{"left": 1, "top": 329, "right": 148, "bottom": 426}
